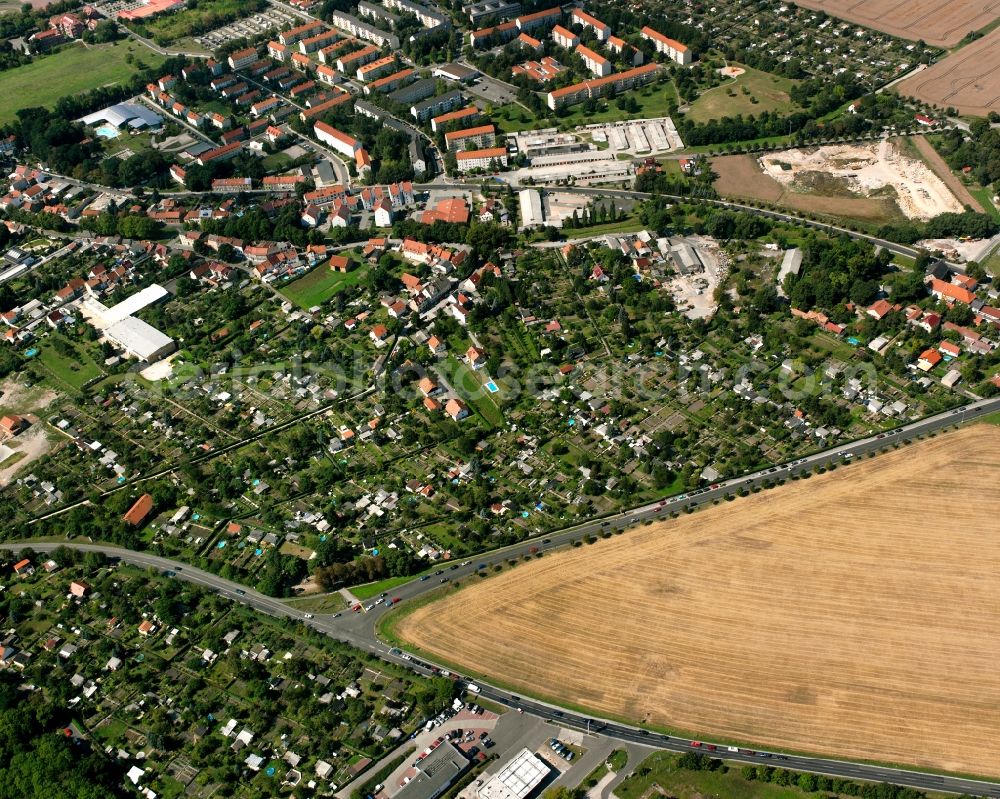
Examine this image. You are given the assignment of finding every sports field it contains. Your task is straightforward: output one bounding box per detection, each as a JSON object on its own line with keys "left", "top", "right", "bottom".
{"left": 897, "top": 28, "right": 1000, "bottom": 117}
{"left": 791, "top": 0, "right": 1000, "bottom": 48}
{"left": 0, "top": 42, "right": 165, "bottom": 124}
{"left": 397, "top": 425, "right": 1000, "bottom": 776}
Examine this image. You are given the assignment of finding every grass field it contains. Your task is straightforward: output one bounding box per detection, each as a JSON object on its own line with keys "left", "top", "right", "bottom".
{"left": 36, "top": 337, "right": 104, "bottom": 391}
{"left": 686, "top": 65, "right": 799, "bottom": 123}
{"left": 279, "top": 262, "right": 365, "bottom": 309}
{"left": 0, "top": 42, "right": 166, "bottom": 125}
{"left": 397, "top": 426, "right": 1000, "bottom": 776}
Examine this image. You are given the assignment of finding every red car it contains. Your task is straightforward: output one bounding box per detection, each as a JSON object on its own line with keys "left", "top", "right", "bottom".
{"left": 690, "top": 741, "right": 702, "bottom": 747}
{"left": 706, "top": 744, "right": 717, "bottom": 751}
{"left": 392, "top": 597, "right": 402, "bottom": 604}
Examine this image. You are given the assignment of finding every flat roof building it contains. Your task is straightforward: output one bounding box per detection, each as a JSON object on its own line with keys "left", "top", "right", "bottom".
{"left": 105, "top": 317, "right": 175, "bottom": 363}
{"left": 394, "top": 742, "right": 469, "bottom": 799}
{"left": 479, "top": 749, "right": 552, "bottom": 799}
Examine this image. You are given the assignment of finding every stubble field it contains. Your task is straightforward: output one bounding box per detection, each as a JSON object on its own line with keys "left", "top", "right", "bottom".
{"left": 791, "top": 0, "right": 1000, "bottom": 48}
{"left": 897, "top": 29, "right": 1000, "bottom": 117}
{"left": 397, "top": 425, "right": 1000, "bottom": 776}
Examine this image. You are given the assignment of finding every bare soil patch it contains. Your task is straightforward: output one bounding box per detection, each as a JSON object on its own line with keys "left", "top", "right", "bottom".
{"left": 898, "top": 29, "right": 1000, "bottom": 117}
{"left": 397, "top": 426, "right": 1000, "bottom": 776}
{"left": 759, "top": 139, "right": 963, "bottom": 220}
{"left": 0, "top": 426, "right": 55, "bottom": 486}
{"left": 712, "top": 154, "right": 903, "bottom": 224}
{"left": 791, "top": 0, "right": 1000, "bottom": 48}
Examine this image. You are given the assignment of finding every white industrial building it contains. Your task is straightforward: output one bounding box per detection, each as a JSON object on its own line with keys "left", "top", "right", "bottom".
{"left": 81, "top": 283, "right": 175, "bottom": 363}
{"left": 518, "top": 189, "right": 544, "bottom": 228}
{"left": 105, "top": 317, "right": 176, "bottom": 363}
{"left": 478, "top": 749, "right": 551, "bottom": 799}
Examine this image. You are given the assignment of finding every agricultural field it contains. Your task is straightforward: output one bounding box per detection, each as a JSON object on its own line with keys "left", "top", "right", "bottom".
{"left": 396, "top": 425, "right": 1000, "bottom": 776}
{"left": 0, "top": 42, "right": 166, "bottom": 124}
{"left": 685, "top": 66, "right": 799, "bottom": 124}
{"left": 791, "top": 0, "right": 999, "bottom": 47}
{"left": 897, "top": 28, "right": 1000, "bottom": 117}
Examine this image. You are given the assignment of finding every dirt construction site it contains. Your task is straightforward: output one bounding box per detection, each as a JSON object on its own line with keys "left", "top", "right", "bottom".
{"left": 396, "top": 425, "right": 1000, "bottom": 776}
{"left": 759, "top": 139, "right": 964, "bottom": 220}
{"left": 897, "top": 27, "right": 1000, "bottom": 117}
{"left": 791, "top": 0, "right": 1000, "bottom": 48}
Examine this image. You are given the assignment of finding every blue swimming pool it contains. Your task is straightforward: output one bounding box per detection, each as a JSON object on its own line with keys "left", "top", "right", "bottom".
{"left": 485, "top": 381, "right": 499, "bottom": 393}
{"left": 95, "top": 125, "right": 120, "bottom": 139}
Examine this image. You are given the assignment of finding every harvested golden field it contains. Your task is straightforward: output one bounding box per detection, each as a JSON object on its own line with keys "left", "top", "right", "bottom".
{"left": 897, "top": 29, "right": 1000, "bottom": 117}
{"left": 397, "top": 426, "right": 1000, "bottom": 776}
{"left": 791, "top": 0, "right": 1000, "bottom": 48}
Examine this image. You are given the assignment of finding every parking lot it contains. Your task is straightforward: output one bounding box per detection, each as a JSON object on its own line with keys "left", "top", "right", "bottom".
{"left": 461, "top": 71, "right": 521, "bottom": 107}
{"left": 193, "top": 7, "right": 297, "bottom": 50}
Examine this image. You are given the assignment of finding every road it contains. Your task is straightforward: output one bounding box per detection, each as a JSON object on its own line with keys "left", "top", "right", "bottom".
{"left": 12, "top": 397, "right": 1000, "bottom": 795}
{"left": 415, "top": 182, "right": 941, "bottom": 264}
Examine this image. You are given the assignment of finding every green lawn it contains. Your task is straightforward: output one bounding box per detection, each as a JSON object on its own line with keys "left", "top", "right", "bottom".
{"left": 617, "top": 753, "right": 832, "bottom": 799}
{"left": 280, "top": 262, "right": 366, "bottom": 309}
{"left": 493, "top": 103, "right": 542, "bottom": 134}
{"left": 283, "top": 593, "right": 347, "bottom": 612}
{"left": 686, "top": 64, "right": 799, "bottom": 124}
{"left": 0, "top": 42, "right": 167, "bottom": 125}
{"left": 446, "top": 356, "right": 504, "bottom": 427}
{"left": 351, "top": 574, "right": 425, "bottom": 599}
{"left": 36, "top": 336, "right": 104, "bottom": 391}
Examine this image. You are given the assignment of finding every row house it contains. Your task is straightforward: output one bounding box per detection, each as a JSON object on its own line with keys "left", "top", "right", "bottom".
{"left": 278, "top": 19, "right": 325, "bottom": 46}
{"left": 569, "top": 8, "right": 610, "bottom": 41}
{"left": 365, "top": 68, "right": 414, "bottom": 94}
{"left": 444, "top": 123, "right": 496, "bottom": 151}
{"left": 640, "top": 26, "right": 692, "bottom": 65}
{"left": 300, "top": 29, "right": 339, "bottom": 54}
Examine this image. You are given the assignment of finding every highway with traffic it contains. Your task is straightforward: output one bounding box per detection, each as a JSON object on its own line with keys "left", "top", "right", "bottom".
{"left": 12, "top": 395, "right": 1000, "bottom": 796}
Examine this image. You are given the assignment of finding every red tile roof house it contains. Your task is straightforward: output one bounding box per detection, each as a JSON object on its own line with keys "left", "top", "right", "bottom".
{"left": 0, "top": 414, "right": 27, "bottom": 439}
{"left": 466, "top": 347, "right": 486, "bottom": 369}
{"left": 866, "top": 299, "right": 893, "bottom": 320}
{"left": 428, "top": 335, "right": 445, "bottom": 355}
{"left": 123, "top": 493, "right": 154, "bottom": 526}
{"left": 938, "top": 340, "right": 961, "bottom": 358}
{"left": 137, "top": 619, "right": 156, "bottom": 636}
{"left": 445, "top": 398, "right": 469, "bottom": 421}
{"left": 928, "top": 278, "right": 976, "bottom": 305}
{"left": 329, "top": 254, "right": 354, "bottom": 273}
{"left": 69, "top": 580, "right": 90, "bottom": 598}
{"left": 13, "top": 558, "right": 33, "bottom": 576}
{"left": 917, "top": 348, "right": 942, "bottom": 372}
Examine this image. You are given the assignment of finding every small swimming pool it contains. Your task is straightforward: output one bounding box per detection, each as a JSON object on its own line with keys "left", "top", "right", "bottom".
{"left": 95, "top": 124, "right": 120, "bottom": 139}
{"left": 485, "top": 381, "right": 499, "bottom": 393}
{"left": 24, "top": 347, "right": 38, "bottom": 357}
